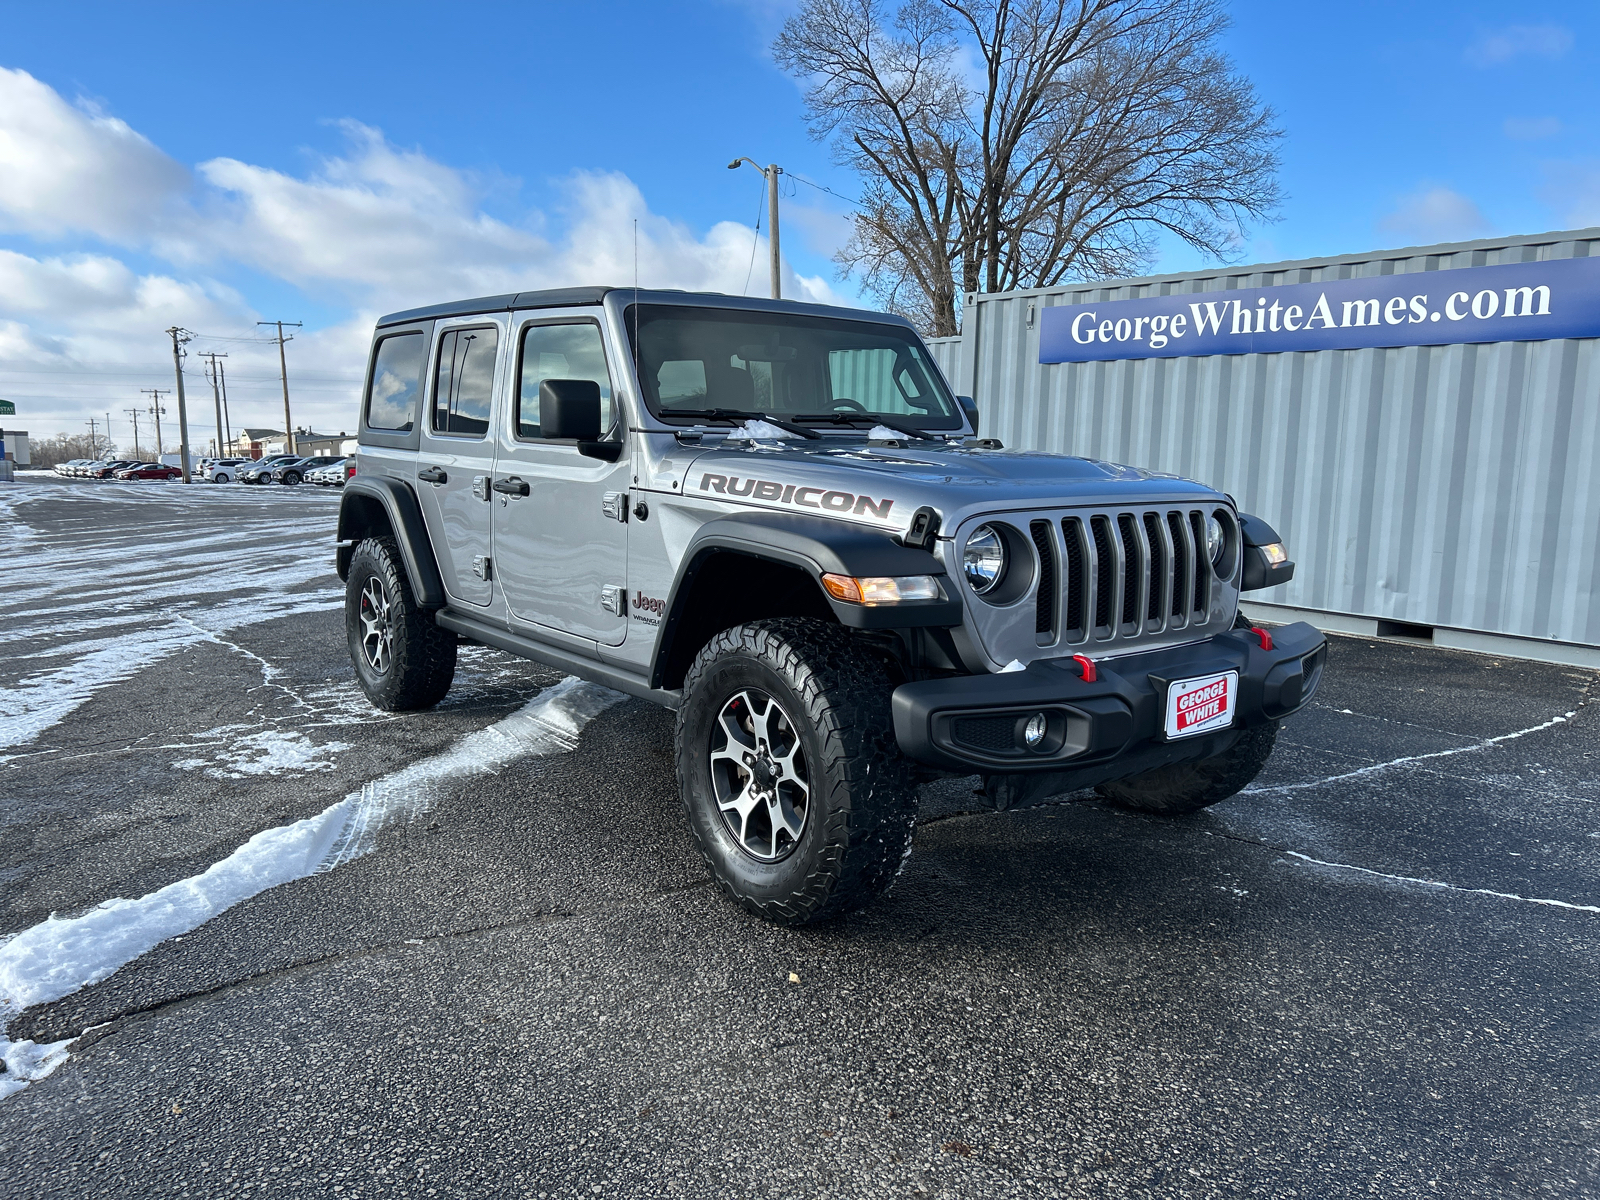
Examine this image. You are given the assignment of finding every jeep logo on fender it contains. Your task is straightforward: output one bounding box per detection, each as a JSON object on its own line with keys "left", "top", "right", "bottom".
{"left": 698, "top": 474, "right": 894, "bottom": 520}
{"left": 631, "top": 591, "right": 665, "bottom": 615}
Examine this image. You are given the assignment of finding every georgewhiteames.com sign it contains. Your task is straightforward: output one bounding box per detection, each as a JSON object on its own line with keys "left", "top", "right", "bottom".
{"left": 1038, "top": 256, "right": 1600, "bottom": 363}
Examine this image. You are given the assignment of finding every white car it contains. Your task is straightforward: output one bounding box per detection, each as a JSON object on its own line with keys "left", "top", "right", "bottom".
{"left": 205, "top": 458, "right": 252, "bottom": 484}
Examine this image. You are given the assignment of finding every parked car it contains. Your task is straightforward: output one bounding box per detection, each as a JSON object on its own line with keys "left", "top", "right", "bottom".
{"left": 113, "top": 462, "right": 183, "bottom": 481}
{"left": 85, "top": 460, "right": 142, "bottom": 479}
{"left": 305, "top": 460, "right": 343, "bottom": 485}
{"left": 237, "top": 455, "right": 300, "bottom": 484}
{"left": 336, "top": 285, "right": 1323, "bottom": 926}
{"left": 205, "top": 458, "right": 251, "bottom": 484}
{"left": 273, "top": 455, "right": 347, "bottom": 485}
{"left": 52, "top": 460, "right": 89, "bottom": 477}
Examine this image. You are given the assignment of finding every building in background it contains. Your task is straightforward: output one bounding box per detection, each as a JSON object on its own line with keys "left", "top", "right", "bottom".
{"left": 225, "top": 429, "right": 283, "bottom": 459}
{"left": 928, "top": 227, "right": 1600, "bottom": 667}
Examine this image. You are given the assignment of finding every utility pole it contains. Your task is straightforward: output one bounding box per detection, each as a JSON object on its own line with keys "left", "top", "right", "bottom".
{"left": 728, "top": 157, "right": 783, "bottom": 299}
{"left": 166, "top": 327, "right": 195, "bottom": 483}
{"left": 218, "top": 359, "right": 232, "bottom": 451}
{"left": 125, "top": 406, "right": 143, "bottom": 460}
{"left": 85, "top": 418, "right": 100, "bottom": 458}
{"left": 200, "top": 351, "right": 228, "bottom": 458}
{"left": 142, "top": 388, "right": 168, "bottom": 458}
{"left": 258, "top": 320, "right": 302, "bottom": 454}
{"left": 106, "top": 412, "right": 112, "bottom": 457}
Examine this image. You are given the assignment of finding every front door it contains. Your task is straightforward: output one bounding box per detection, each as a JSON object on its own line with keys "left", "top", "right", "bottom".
{"left": 492, "top": 314, "right": 629, "bottom": 645}
{"left": 417, "top": 319, "right": 503, "bottom": 607}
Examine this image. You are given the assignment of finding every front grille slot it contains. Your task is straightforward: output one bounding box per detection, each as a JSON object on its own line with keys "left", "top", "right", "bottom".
{"left": 1060, "top": 518, "right": 1086, "bottom": 637}
{"left": 1090, "top": 516, "right": 1114, "bottom": 629}
{"left": 1189, "top": 510, "right": 1210, "bottom": 614}
{"left": 1167, "top": 512, "right": 1190, "bottom": 619}
{"left": 1143, "top": 512, "right": 1165, "bottom": 622}
{"left": 1116, "top": 514, "right": 1141, "bottom": 627}
{"left": 1029, "top": 520, "right": 1056, "bottom": 639}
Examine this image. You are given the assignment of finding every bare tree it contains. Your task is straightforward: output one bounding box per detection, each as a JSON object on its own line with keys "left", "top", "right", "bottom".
{"left": 774, "top": 0, "right": 1282, "bottom": 335}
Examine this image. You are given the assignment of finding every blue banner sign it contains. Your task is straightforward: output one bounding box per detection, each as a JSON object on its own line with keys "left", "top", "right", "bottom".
{"left": 1039, "top": 256, "right": 1600, "bottom": 363}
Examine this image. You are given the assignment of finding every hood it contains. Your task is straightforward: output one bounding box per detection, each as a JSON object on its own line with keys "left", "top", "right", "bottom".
{"left": 675, "top": 435, "right": 1225, "bottom": 536}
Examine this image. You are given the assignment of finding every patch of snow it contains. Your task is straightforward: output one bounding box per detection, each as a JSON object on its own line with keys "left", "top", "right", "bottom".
{"left": 171, "top": 728, "right": 350, "bottom": 778}
{"left": 867, "top": 425, "right": 905, "bottom": 441}
{"left": 998, "top": 659, "right": 1027, "bottom": 673}
{"left": 1284, "top": 851, "right": 1600, "bottom": 914}
{"left": 0, "top": 676, "right": 623, "bottom": 1101}
{"left": 732, "top": 419, "right": 797, "bottom": 440}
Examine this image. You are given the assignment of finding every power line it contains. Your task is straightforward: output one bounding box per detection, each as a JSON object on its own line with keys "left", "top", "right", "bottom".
{"left": 787, "top": 171, "right": 862, "bottom": 209}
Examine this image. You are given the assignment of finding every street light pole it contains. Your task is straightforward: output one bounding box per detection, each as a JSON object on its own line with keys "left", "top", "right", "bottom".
{"left": 728, "top": 157, "right": 782, "bottom": 300}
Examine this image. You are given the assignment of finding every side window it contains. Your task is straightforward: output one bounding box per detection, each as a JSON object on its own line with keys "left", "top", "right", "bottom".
{"left": 365, "top": 333, "right": 425, "bottom": 431}
{"left": 431, "top": 326, "right": 498, "bottom": 438}
{"left": 517, "top": 322, "right": 614, "bottom": 439}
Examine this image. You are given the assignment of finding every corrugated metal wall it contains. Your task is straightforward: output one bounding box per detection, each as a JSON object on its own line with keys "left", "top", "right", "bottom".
{"left": 948, "top": 229, "right": 1600, "bottom": 649}
{"left": 927, "top": 336, "right": 962, "bottom": 390}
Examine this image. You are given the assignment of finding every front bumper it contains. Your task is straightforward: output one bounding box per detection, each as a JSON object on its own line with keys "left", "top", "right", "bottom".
{"left": 892, "top": 621, "right": 1326, "bottom": 778}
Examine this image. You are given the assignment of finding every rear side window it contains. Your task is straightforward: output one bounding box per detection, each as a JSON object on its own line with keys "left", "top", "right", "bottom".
{"left": 432, "top": 326, "right": 499, "bottom": 438}
{"left": 517, "top": 322, "right": 614, "bottom": 439}
{"left": 365, "top": 333, "right": 426, "bottom": 432}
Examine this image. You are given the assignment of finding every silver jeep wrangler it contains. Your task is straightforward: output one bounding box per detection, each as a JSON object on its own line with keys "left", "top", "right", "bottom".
{"left": 337, "top": 288, "right": 1326, "bottom": 924}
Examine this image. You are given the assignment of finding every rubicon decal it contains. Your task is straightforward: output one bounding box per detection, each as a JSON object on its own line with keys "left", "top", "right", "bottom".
{"left": 1165, "top": 670, "right": 1237, "bottom": 740}
{"left": 699, "top": 474, "right": 894, "bottom": 520}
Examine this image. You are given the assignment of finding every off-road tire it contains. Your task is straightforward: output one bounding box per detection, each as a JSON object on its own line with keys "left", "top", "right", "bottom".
{"left": 676, "top": 618, "right": 917, "bottom": 925}
{"left": 1097, "top": 721, "right": 1279, "bottom": 815}
{"left": 345, "top": 536, "right": 456, "bottom": 711}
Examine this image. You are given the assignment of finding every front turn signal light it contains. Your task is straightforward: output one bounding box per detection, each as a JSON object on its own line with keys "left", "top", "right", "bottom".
{"left": 821, "top": 574, "right": 942, "bottom": 605}
{"left": 1259, "top": 542, "right": 1288, "bottom": 566}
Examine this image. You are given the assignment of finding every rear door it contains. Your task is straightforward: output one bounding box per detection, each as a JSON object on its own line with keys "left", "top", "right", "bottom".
{"left": 491, "top": 312, "right": 630, "bottom": 645}
{"left": 416, "top": 318, "right": 504, "bottom": 608}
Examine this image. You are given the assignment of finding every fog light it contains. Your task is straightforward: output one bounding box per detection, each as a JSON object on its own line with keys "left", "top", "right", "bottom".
{"left": 1023, "top": 712, "right": 1048, "bottom": 749}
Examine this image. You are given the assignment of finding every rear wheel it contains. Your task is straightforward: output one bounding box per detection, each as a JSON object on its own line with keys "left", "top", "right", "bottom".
{"left": 676, "top": 618, "right": 917, "bottom": 925}
{"left": 1097, "top": 722, "right": 1278, "bottom": 815}
{"left": 345, "top": 537, "right": 455, "bottom": 711}
{"left": 283, "top": 472, "right": 301, "bottom": 485}
{"left": 214, "top": 472, "right": 230, "bottom": 484}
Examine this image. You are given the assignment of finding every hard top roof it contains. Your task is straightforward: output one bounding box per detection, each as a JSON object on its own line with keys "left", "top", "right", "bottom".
{"left": 375, "top": 287, "right": 914, "bottom": 330}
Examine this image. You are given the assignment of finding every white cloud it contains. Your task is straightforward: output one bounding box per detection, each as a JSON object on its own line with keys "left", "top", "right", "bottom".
{"left": 0, "top": 74, "right": 841, "bottom": 442}
{"left": 1465, "top": 24, "right": 1573, "bottom": 67}
{"left": 1502, "top": 116, "right": 1562, "bottom": 141}
{"left": 0, "top": 68, "right": 188, "bottom": 241}
{"left": 1378, "top": 187, "right": 1491, "bottom": 246}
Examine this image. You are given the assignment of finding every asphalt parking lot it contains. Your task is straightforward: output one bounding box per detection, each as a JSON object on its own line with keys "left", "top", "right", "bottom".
{"left": 0, "top": 479, "right": 1595, "bottom": 1199}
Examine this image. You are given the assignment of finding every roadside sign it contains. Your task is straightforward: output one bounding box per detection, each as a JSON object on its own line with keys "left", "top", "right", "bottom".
{"left": 0, "top": 400, "right": 14, "bottom": 415}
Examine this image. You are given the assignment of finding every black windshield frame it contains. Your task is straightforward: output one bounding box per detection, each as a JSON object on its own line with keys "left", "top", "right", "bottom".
{"left": 624, "top": 305, "right": 962, "bottom": 430}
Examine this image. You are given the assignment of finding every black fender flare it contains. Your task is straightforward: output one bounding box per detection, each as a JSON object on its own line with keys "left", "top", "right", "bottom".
{"left": 336, "top": 476, "right": 447, "bottom": 609}
{"left": 648, "top": 510, "right": 961, "bottom": 689}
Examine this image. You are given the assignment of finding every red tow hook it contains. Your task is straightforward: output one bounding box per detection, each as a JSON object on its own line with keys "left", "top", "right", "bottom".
{"left": 1250, "top": 626, "right": 1274, "bottom": 651}
{"left": 1071, "top": 654, "right": 1098, "bottom": 683}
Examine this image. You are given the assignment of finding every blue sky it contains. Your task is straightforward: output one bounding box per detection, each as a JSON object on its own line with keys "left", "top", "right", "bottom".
{"left": 1, "top": 0, "right": 1595, "bottom": 443}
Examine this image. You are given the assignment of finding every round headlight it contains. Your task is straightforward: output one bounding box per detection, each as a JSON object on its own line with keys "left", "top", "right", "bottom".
{"left": 1205, "top": 514, "right": 1225, "bottom": 565}
{"left": 963, "top": 525, "right": 1006, "bottom": 594}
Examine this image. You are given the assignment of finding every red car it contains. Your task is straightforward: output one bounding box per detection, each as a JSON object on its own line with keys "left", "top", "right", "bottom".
{"left": 113, "top": 463, "right": 183, "bottom": 481}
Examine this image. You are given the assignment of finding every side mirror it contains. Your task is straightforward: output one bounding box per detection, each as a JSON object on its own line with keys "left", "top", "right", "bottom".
{"left": 539, "top": 379, "right": 602, "bottom": 440}
{"left": 957, "top": 394, "right": 980, "bottom": 435}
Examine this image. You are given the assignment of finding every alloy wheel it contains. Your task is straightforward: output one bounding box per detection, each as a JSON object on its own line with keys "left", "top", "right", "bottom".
{"left": 358, "top": 577, "right": 394, "bottom": 674}
{"left": 708, "top": 688, "right": 811, "bottom": 862}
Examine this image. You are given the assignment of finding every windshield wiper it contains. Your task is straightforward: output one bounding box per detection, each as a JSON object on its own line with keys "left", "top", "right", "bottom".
{"left": 791, "top": 412, "right": 940, "bottom": 441}
{"left": 663, "top": 408, "right": 821, "bottom": 439}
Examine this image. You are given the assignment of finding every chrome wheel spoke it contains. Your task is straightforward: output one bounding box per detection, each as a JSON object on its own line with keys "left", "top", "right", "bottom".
{"left": 706, "top": 685, "right": 810, "bottom": 863}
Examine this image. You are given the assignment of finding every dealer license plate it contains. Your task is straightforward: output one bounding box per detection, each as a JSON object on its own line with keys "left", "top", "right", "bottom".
{"left": 1165, "top": 670, "right": 1238, "bottom": 739}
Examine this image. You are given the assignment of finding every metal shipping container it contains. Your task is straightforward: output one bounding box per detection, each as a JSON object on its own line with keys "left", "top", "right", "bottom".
{"left": 937, "top": 228, "right": 1600, "bottom": 663}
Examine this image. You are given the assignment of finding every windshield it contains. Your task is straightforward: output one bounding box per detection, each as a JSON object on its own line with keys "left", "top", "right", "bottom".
{"left": 625, "top": 305, "right": 961, "bottom": 429}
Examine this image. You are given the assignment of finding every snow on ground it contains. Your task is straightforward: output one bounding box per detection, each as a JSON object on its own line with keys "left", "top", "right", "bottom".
{"left": 171, "top": 728, "right": 352, "bottom": 777}
{"left": 0, "top": 676, "right": 623, "bottom": 1100}
{"left": 0, "top": 482, "right": 343, "bottom": 751}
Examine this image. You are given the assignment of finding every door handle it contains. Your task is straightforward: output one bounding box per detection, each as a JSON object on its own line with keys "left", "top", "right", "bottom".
{"left": 418, "top": 465, "right": 447, "bottom": 484}
{"left": 493, "top": 476, "right": 530, "bottom": 497}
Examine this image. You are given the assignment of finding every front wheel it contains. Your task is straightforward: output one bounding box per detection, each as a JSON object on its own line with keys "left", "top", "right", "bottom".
{"left": 675, "top": 618, "right": 917, "bottom": 926}
{"left": 345, "top": 537, "right": 456, "bottom": 711}
{"left": 1097, "top": 722, "right": 1279, "bottom": 815}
